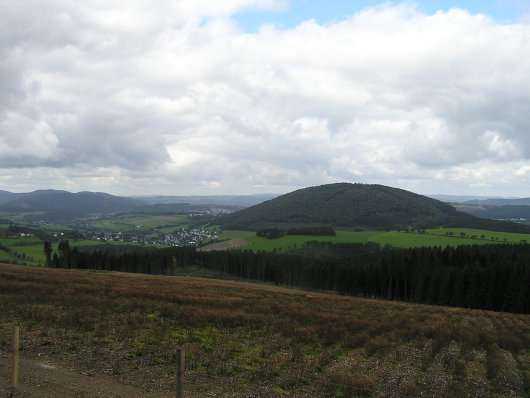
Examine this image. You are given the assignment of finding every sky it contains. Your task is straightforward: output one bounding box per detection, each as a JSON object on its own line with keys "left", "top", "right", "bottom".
{"left": 1, "top": 0, "right": 529, "bottom": 197}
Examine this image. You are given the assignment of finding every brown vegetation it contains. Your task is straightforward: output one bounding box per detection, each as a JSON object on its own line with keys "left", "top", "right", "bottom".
{"left": 198, "top": 238, "right": 251, "bottom": 252}
{"left": 1, "top": 263, "right": 529, "bottom": 397}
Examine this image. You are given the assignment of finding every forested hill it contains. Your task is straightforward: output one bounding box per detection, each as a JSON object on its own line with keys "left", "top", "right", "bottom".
{"left": 218, "top": 183, "right": 454, "bottom": 230}
{"left": 0, "top": 190, "right": 142, "bottom": 221}
{"left": 218, "top": 183, "right": 530, "bottom": 232}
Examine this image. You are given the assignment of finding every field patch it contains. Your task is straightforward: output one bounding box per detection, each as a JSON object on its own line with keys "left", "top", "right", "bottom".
{"left": 87, "top": 214, "right": 188, "bottom": 233}
{"left": 426, "top": 227, "right": 530, "bottom": 244}
{"left": 199, "top": 238, "right": 251, "bottom": 251}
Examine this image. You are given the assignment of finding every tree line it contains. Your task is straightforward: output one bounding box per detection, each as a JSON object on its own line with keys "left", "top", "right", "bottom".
{"left": 44, "top": 240, "right": 530, "bottom": 314}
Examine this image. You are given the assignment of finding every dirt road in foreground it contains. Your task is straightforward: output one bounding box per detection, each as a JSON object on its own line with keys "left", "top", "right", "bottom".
{"left": 0, "top": 356, "right": 174, "bottom": 398}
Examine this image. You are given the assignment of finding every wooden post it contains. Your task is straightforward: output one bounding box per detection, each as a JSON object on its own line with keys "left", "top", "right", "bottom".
{"left": 176, "top": 348, "right": 185, "bottom": 398}
{"left": 12, "top": 326, "right": 19, "bottom": 392}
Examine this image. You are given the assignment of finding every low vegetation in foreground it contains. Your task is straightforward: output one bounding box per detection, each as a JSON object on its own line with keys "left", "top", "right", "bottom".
{"left": 1, "top": 263, "right": 529, "bottom": 397}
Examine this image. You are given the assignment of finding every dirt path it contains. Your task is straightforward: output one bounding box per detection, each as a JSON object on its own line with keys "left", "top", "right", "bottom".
{"left": 0, "top": 356, "right": 175, "bottom": 398}
{"left": 198, "top": 238, "right": 251, "bottom": 251}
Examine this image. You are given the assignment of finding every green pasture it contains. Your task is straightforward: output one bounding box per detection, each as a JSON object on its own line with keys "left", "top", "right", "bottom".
{"left": 426, "top": 228, "right": 529, "bottom": 244}
{"left": 217, "top": 229, "right": 254, "bottom": 240}
{"left": 0, "top": 251, "right": 19, "bottom": 264}
{"left": 0, "top": 239, "right": 45, "bottom": 265}
{"left": 0, "top": 237, "right": 42, "bottom": 245}
{"left": 87, "top": 214, "right": 188, "bottom": 232}
{"left": 0, "top": 237, "right": 159, "bottom": 266}
{"left": 237, "top": 227, "right": 530, "bottom": 253}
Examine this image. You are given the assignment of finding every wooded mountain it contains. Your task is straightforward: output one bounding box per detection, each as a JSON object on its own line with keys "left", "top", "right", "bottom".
{"left": 218, "top": 183, "right": 530, "bottom": 232}
{"left": 0, "top": 190, "right": 142, "bottom": 221}
{"left": 0, "top": 190, "right": 21, "bottom": 205}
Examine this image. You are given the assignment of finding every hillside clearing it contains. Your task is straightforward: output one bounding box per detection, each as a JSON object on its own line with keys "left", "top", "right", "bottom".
{"left": 1, "top": 263, "right": 529, "bottom": 397}
{"left": 199, "top": 238, "right": 251, "bottom": 251}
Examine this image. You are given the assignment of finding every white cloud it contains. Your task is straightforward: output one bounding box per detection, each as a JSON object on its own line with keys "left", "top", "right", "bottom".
{"left": 0, "top": 1, "right": 529, "bottom": 196}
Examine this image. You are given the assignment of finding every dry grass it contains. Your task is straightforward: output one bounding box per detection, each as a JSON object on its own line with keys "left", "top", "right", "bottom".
{"left": 1, "top": 263, "right": 530, "bottom": 397}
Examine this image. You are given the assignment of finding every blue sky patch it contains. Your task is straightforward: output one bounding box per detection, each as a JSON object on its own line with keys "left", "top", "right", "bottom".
{"left": 234, "top": 0, "right": 526, "bottom": 32}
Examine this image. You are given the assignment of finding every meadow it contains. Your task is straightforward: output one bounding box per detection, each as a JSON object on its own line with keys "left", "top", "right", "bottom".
{"left": 1, "top": 263, "right": 529, "bottom": 397}
{"left": 0, "top": 238, "right": 159, "bottom": 266}
{"left": 3, "top": 224, "right": 529, "bottom": 268}
{"left": 227, "top": 228, "right": 530, "bottom": 253}
{"left": 86, "top": 214, "right": 188, "bottom": 233}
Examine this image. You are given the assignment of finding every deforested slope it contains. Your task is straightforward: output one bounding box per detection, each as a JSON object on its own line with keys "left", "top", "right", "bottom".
{"left": 1, "top": 263, "right": 529, "bottom": 397}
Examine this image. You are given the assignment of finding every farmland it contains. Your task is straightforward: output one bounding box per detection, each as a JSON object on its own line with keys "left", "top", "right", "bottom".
{"left": 1, "top": 263, "right": 529, "bottom": 397}
{"left": 0, "top": 213, "right": 219, "bottom": 266}
{"left": 86, "top": 214, "right": 188, "bottom": 234}
{"left": 217, "top": 228, "right": 530, "bottom": 253}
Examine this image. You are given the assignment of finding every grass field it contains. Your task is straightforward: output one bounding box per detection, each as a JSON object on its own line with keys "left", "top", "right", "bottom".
{"left": 426, "top": 228, "right": 530, "bottom": 243}
{"left": 224, "top": 228, "right": 530, "bottom": 253}
{"left": 87, "top": 214, "right": 188, "bottom": 232}
{"left": 0, "top": 250, "right": 19, "bottom": 264}
{"left": 1, "top": 264, "right": 529, "bottom": 397}
{"left": 0, "top": 238, "right": 158, "bottom": 266}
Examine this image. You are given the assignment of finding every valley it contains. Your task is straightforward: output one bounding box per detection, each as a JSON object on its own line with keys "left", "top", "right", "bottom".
{"left": 1, "top": 183, "right": 530, "bottom": 396}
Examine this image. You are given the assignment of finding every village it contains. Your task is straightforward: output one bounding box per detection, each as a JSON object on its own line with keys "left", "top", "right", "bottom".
{"left": 84, "top": 227, "right": 219, "bottom": 247}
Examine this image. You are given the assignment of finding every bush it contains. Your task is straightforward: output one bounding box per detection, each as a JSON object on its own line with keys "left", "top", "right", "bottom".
{"left": 287, "top": 226, "right": 336, "bottom": 236}
{"left": 256, "top": 228, "right": 285, "bottom": 239}
{"left": 324, "top": 370, "right": 376, "bottom": 398}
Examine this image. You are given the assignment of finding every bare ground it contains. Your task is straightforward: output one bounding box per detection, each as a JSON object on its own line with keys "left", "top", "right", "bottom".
{"left": 0, "top": 356, "right": 174, "bottom": 398}
{"left": 198, "top": 238, "right": 251, "bottom": 252}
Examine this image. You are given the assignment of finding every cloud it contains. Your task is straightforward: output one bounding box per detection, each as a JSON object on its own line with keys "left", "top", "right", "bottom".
{"left": 0, "top": 1, "right": 529, "bottom": 195}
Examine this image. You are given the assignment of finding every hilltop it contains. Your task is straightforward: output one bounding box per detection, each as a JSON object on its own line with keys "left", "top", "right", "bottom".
{"left": 218, "top": 183, "right": 530, "bottom": 232}
{"left": 219, "top": 183, "right": 456, "bottom": 230}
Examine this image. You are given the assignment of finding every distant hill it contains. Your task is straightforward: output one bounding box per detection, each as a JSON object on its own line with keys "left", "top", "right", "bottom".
{"left": 0, "top": 190, "right": 22, "bottom": 205}
{"left": 441, "top": 197, "right": 530, "bottom": 223}
{"left": 462, "top": 197, "right": 530, "bottom": 206}
{"left": 134, "top": 194, "right": 278, "bottom": 207}
{"left": 428, "top": 194, "right": 502, "bottom": 202}
{"left": 454, "top": 204, "right": 530, "bottom": 221}
{"left": 218, "top": 183, "right": 530, "bottom": 233}
{"left": 0, "top": 190, "right": 275, "bottom": 223}
{"left": 218, "top": 183, "right": 457, "bottom": 230}
{"left": 0, "top": 190, "right": 142, "bottom": 221}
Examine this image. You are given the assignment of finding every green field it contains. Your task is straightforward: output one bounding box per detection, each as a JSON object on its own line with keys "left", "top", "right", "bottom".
{"left": 231, "top": 228, "right": 530, "bottom": 253}
{"left": 0, "top": 238, "right": 158, "bottom": 266}
{"left": 3, "top": 225, "right": 529, "bottom": 265}
{"left": 0, "top": 249, "right": 19, "bottom": 264}
{"left": 217, "top": 229, "right": 253, "bottom": 240}
{"left": 0, "top": 213, "right": 191, "bottom": 266}
{"left": 426, "top": 228, "right": 530, "bottom": 243}
{"left": 88, "top": 214, "right": 187, "bottom": 231}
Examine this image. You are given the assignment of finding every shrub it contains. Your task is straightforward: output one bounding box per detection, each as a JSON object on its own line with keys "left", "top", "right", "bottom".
{"left": 400, "top": 380, "right": 420, "bottom": 397}
{"left": 325, "top": 370, "right": 377, "bottom": 398}
{"left": 364, "top": 335, "right": 391, "bottom": 355}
